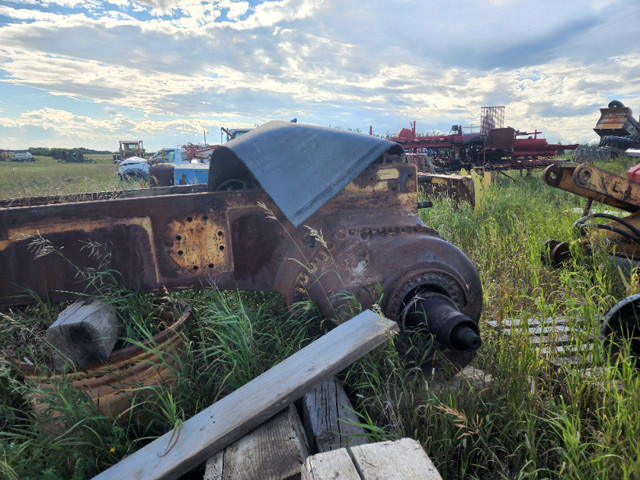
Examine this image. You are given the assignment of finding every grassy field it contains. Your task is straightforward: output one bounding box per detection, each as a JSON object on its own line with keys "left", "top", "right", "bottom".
{"left": 0, "top": 155, "right": 144, "bottom": 199}
{"left": 1, "top": 155, "right": 640, "bottom": 479}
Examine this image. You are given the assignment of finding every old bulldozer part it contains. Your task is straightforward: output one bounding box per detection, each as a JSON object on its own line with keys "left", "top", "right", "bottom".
{"left": 572, "top": 164, "right": 640, "bottom": 210}
{"left": 543, "top": 163, "right": 640, "bottom": 263}
{"left": 602, "top": 294, "right": 640, "bottom": 361}
{"left": 401, "top": 291, "right": 481, "bottom": 352}
{"left": 417, "top": 173, "right": 475, "bottom": 207}
{"left": 0, "top": 122, "right": 482, "bottom": 374}
{"left": 542, "top": 164, "right": 639, "bottom": 213}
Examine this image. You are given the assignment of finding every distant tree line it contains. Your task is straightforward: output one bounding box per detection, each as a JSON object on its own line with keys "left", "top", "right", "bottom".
{"left": 28, "top": 147, "right": 112, "bottom": 157}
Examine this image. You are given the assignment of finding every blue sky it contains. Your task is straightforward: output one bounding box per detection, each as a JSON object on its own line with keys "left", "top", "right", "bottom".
{"left": 0, "top": 0, "right": 639, "bottom": 151}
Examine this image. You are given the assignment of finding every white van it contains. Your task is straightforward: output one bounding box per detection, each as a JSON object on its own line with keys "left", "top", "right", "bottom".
{"left": 13, "top": 151, "right": 34, "bottom": 162}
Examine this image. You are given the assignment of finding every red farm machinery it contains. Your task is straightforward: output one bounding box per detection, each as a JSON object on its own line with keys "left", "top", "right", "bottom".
{"left": 389, "top": 106, "right": 577, "bottom": 174}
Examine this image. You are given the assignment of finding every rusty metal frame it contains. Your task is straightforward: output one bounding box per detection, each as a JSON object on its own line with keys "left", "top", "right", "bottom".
{"left": 1, "top": 124, "right": 484, "bottom": 372}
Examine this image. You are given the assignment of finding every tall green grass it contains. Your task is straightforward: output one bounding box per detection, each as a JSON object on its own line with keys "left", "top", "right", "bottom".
{"left": 2, "top": 156, "right": 640, "bottom": 478}
{"left": 343, "top": 157, "right": 640, "bottom": 479}
{"left": 0, "top": 155, "right": 143, "bottom": 199}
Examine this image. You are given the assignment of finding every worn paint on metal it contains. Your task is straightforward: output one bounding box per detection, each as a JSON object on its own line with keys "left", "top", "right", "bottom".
{"left": 417, "top": 173, "right": 475, "bottom": 207}
{"left": 0, "top": 125, "right": 483, "bottom": 373}
{"left": 542, "top": 164, "right": 638, "bottom": 213}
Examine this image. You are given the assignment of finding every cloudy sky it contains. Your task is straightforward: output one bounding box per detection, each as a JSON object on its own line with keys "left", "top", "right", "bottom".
{"left": 0, "top": 0, "right": 639, "bottom": 151}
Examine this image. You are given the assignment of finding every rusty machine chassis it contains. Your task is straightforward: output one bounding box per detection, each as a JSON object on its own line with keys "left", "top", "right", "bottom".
{"left": 1, "top": 122, "right": 483, "bottom": 373}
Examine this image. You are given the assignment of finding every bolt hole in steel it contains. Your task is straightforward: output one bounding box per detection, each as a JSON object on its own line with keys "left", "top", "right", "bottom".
{"left": 219, "top": 246, "right": 225, "bottom": 251}
{"left": 175, "top": 234, "right": 182, "bottom": 241}
{"left": 193, "top": 266, "right": 199, "bottom": 271}
{"left": 217, "top": 231, "right": 224, "bottom": 237}
{"left": 208, "top": 263, "right": 214, "bottom": 269}
{"left": 203, "top": 215, "right": 208, "bottom": 221}
{"left": 178, "top": 250, "right": 184, "bottom": 256}
{"left": 187, "top": 216, "right": 193, "bottom": 222}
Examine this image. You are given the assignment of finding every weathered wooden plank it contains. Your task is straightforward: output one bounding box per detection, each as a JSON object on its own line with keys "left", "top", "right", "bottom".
{"left": 300, "top": 376, "right": 368, "bottom": 453}
{"left": 350, "top": 438, "right": 442, "bottom": 480}
{"left": 490, "top": 324, "right": 572, "bottom": 336}
{"left": 540, "top": 343, "right": 593, "bottom": 357}
{"left": 301, "top": 448, "right": 360, "bottom": 480}
{"left": 487, "top": 317, "right": 570, "bottom": 328}
{"left": 301, "top": 438, "right": 442, "bottom": 480}
{"left": 93, "top": 310, "right": 398, "bottom": 480}
{"left": 203, "top": 405, "right": 308, "bottom": 480}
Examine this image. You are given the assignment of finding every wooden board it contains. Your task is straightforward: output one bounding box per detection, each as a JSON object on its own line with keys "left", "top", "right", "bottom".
{"left": 351, "top": 438, "right": 442, "bottom": 479}
{"left": 302, "top": 438, "right": 442, "bottom": 480}
{"left": 203, "top": 405, "right": 308, "bottom": 480}
{"left": 488, "top": 316, "right": 596, "bottom": 370}
{"left": 301, "top": 448, "right": 360, "bottom": 480}
{"left": 93, "top": 310, "right": 398, "bottom": 480}
{"left": 300, "top": 376, "right": 368, "bottom": 453}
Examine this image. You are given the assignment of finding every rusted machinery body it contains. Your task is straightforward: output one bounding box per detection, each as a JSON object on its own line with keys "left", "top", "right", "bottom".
{"left": 543, "top": 162, "right": 640, "bottom": 360}
{"left": 0, "top": 122, "right": 483, "bottom": 373}
{"left": 390, "top": 122, "right": 576, "bottom": 173}
{"left": 594, "top": 101, "right": 640, "bottom": 141}
{"left": 119, "top": 140, "right": 145, "bottom": 160}
{"left": 418, "top": 173, "right": 476, "bottom": 207}
{"left": 543, "top": 163, "right": 640, "bottom": 264}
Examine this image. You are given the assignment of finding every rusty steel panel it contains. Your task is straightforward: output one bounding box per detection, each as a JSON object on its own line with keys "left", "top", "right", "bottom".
{"left": 594, "top": 106, "right": 640, "bottom": 137}
{"left": 417, "top": 173, "right": 475, "bottom": 207}
{"left": 542, "top": 164, "right": 639, "bottom": 213}
{"left": 483, "top": 127, "right": 516, "bottom": 151}
{"left": 0, "top": 124, "right": 484, "bottom": 374}
{"left": 572, "top": 164, "right": 640, "bottom": 209}
{"left": 165, "top": 213, "right": 229, "bottom": 274}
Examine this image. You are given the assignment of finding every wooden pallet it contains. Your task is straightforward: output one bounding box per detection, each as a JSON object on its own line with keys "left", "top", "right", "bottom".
{"left": 486, "top": 317, "right": 595, "bottom": 368}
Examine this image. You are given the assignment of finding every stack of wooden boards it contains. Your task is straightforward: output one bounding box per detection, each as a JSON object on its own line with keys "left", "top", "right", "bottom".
{"left": 92, "top": 310, "right": 443, "bottom": 480}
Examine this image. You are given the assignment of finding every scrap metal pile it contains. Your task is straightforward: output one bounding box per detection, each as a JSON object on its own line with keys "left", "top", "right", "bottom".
{"left": 390, "top": 120, "right": 576, "bottom": 173}
{"left": 0, "top": 122, "right": 483, "bottom": 375}
{"left": 574, "top": 100, "right": 640, "bottom": 162}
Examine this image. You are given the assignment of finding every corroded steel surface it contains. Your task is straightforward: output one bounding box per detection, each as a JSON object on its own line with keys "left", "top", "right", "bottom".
{"left": 594, "top": 104, "right": 640, "bottom": 138}
{"left": 572, "top": 164, "right": 640, "bottom": 209}
{"left": 543, "top": 163, "right": 640, "bottom": 264}
{"left": 1, "top": 125, "right": 483, "bottom": 373}
{"left": 542, "top": 163, "right": 638, "bottom": 213}
{"left": 418, "top": 173, "right": 475, "bottom": 206}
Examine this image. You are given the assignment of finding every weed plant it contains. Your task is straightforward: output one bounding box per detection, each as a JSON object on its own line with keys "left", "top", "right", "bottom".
{"left": 2, "top": 156, "right": 640, "bottom": 478}
{"left": 344, "top": 157, "right": 640, "bottom": 479}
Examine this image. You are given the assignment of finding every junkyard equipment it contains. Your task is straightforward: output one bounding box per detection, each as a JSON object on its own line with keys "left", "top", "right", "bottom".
{"left": 573, "top": 100, "right": 640, "bottom": 162}
{"left": 55, "top": 150, "right": 93, "bottom": 163}
{"left": 390, "top": 107, "right": 577, "bottom": 173}
{"left": 13, "top": 151, "right": 34, "bottom": 162}
{"left": 543, "top": 162, "right": 640, "bottom": 361}
{"left": 118, "top": 140, "right": 145, "bottom": 161}
{"left": 0, "top": 122, "right": 483, "bottom": 374}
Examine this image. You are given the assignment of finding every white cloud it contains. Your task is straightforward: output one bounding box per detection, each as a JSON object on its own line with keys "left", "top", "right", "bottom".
{"left": 0, "top": 0, "right": 638, "bottom": 150}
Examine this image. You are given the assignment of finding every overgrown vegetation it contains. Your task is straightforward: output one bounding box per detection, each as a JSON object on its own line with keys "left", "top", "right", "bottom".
{"left": 0, "top": 155, "right": 144, "bottom": 199}
{"left": 1, "top": 155, "right": 640, "bottom": 478}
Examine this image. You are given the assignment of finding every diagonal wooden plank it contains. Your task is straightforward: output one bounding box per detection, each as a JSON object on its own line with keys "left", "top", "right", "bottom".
{"left": 93, "top": 310, "right": 398, "bottom": 480}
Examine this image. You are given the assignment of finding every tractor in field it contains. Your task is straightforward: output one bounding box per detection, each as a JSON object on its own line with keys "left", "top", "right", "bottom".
{"left": 114, "top": 140, "right": 145, "bottom": 164}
